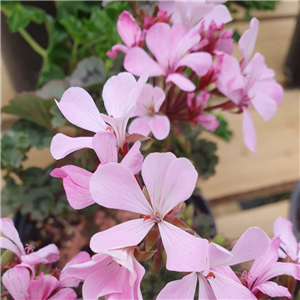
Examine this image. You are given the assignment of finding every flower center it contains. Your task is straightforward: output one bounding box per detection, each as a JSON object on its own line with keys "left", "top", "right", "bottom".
{"left": 147, "top": 107, "right": 155, "bottom": 116}
{"left": 25, "top": 244, "right": 35, "bottom": 254}
{"left": 143, "top": 211, "right": 162, "bottom": 223}
{"left": 205, "top": 271, "right": 216, "bottom": 280}
{"left": 241, "top": 270, "right": 252, "bottom": 286}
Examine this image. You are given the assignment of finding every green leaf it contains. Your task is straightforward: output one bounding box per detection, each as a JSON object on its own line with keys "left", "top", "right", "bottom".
{"left": 12, "top": 119, "right": 53, "bottom": 149}
{"left": 50, "top": 105, "right": 66, "bottom": 128}
{"left": 35, "top": 80, "right": 69, "bottom": 99}
{"left": 232, "top": 30, "right": 241, "bottom": 43}
{"left": 213, "top": 114, "right": 233, "bottom": 142}
{"left": 69, "top": 57, "right": 106, "bottom": 87}
{"left": 37, "top": 63, "right": 66, "bottom": 89}
{"left": 2, "top": 93, "right": 54, "bottom": 129}
{"left": 1, "top": 132, "right": 30, "bottom": 169}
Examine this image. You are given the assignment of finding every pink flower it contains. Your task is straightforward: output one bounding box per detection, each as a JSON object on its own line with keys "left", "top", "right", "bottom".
{"left": 89, "top": 152, "right": 208, "bottom": 272}
{"left": 187, "top": 91, "right": 219, "bottom": 132}
{"left": 273, "top": 217, "right": 300, "bottom": 262}
{"left": 159, "top": 0, "right": 232, "bottom": 30}
{"left": 2, "top": 266, "right": 76, "bottom": 300}
{"left": 157, "top": 227, "right": 270, "bottom": 299}
{"left": 63, "top": 248, "right": 144, "bottom": 300}
{"left": 243, "top": 237, "right": 300, "bottom": 298}
{"left": 0, "top": 218, "right": 59, "bottom": 272}
{"left": 124, "top": 23, "right": 212, "bottom": 92}
{"left": 128, "top": 84, "right": 170, "bottom": 140}
{"left": 216, "top": 18, "right": 284, "bottom": 152}
{"left": 107, "top": 11, "right": 143, "bottom": 58}
{"left": 50, "top": 72, "right": 147, "bottom": 159}
{"left": 51, "top": 132, "right": 143, "bottom": 210}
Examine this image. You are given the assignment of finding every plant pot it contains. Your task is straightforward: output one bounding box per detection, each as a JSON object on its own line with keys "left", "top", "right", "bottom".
{"left": 1, "top": 1, "right": 56, "bottom": 92}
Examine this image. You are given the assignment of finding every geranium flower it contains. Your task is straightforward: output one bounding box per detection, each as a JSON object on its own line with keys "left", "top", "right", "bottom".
{"left": 128, "top": 84, "right": 170, "bottom": 140}
{"left": 89, "top": 152, "right": 208, "bottom": 272}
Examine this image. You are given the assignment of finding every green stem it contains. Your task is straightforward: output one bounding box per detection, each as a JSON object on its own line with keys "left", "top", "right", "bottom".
{"left": 18, "top": 28, "right": 47, "bottom": 58}
{"left": 70, "top": 41, "right": 79, "bottom": 70}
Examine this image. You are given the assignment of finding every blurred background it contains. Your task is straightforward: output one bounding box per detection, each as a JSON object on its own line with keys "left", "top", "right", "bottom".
{"left": 1, "top": 1, "right": 300, "bottom": 252}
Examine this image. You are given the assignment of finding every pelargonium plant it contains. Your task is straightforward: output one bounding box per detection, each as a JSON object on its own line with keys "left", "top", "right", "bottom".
{"left": 1, "top": 1, "right": 298, "bottom": 300}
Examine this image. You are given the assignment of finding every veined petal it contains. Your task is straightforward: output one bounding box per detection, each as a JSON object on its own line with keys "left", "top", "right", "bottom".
{"left": 202, "top": 4, "right": 232, "bottom": 30}
{"left": 50, "top": 133, "right": 93, "bottom": 160}
{"left": 208, "top": 243, "right": 233, "bottom": 268}
{"left": 28, "top": 274, "right": 59, "bottom": 300}
{"left": 121, "top": 141, "right": 143, "bottom": 174}
{"left": 253, "top": 281, "right": 291, "bottom": 298}
{"left": 167, "top": 73, "right": 195, "bottom": 92}
{"left": 157, "top": 272, "right": 198, "bottom": 300}
{"left": 128, "top": 117, "right": 151, "bottom": 137}
{"left": 22, "top": 244, "right": 59, "bottom": 265}
{"left": 242, "top": 107, "right": 256, "bottom": 153}
{"left": 56, "top": 87, "right": 106, "bottom": 132}
{"left": 158, "top": 221, "right": 208, "bottom": 272}
{"left": 48, "top": 288, "right": 77, "bottom": 300}
{"left": 90, "top": 163, "right": 152, "bottom": 215}
{"left": 0, "top": 218, "right": 25, "bottom": 255}
{"left": 124, "top": 47, "right": 164, "bottom": 77}
{"left": 149, "top": 115, "right": 170, "bottom": 140}
{"left": 0, "top": 237, "right": 23, "bottom": 259}
{"left": 198, "top": 275, "right": 217, "bottom": 300}
{"left": 177, "top": 52, "right": 212, "bottom": 77}
{"left": 90, "top": 219, "right": 154, "bottom": 252}
{"left": 51, "top": 166, "right": 95, "bottom": 210}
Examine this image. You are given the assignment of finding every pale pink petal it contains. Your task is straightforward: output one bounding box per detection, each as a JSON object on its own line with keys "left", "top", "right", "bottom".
{"left": 149, "top": 115, "right": 170, "bottom": 140}
{"left": 273, "top": 217, "right": 298, "bottom": 261}
{"left": 50, "top": 133, "right": 93, "bottom": 160}
{"left": 92, "top": 131, "right": 118, "bottom": 164}
{"left": 242, "top": 107, "right": 256, "bottom": 153}
{"left": 117, "top": 11, "right": 141, "bottom": 48}
{"left": 159, "top": 1, "right": 181, "bottom": 24}
{"left": 121, "top": 141, "right": 143, "bottom": 174}
{"left": 198, "top": 275, "right": 217, "bottom": 299}
{"left": 146, "top": 23, "right": 171, "bottom": 72}
{"left": 124, "top": 47, "right": 164, "bottom": 77}
{"left": 208, "top": 243, "right": 233, "bottom": 268}
{"left": 51, "top": 165, "right": 94, "bottom": 210}
{"left": 132, "top": 84, "right": 155, "bottom": 116}
{"left": 90, "top": 219, "right": 154, "bottom": 252}
{"left": 194, "top": 114, "right": 219, "bottom": 132}
{"left": 48, "top": 288, "right": 77, "bottom": 300}
{"left": 128, "top": 116, "right": 151, "bottom": 137}
{"left": 212, "top": 266, "right": 241, "bottom": 284}
{"left": 0, "top": 237, "right": 22, "bottom": 259}
{"left": 157, "top": 272, "right": 198, "bottom": 299}
{"left": 208, "top": 271, "right": 257, "bottom": 299}
{"left": 167, "top": 73, "right": 195, "bottom": 92}
{"left": 83, "top": 262, "right": 126, "bottom": 299}
{"left": 158, "top": 221, "right": 208, "bottom": 272}
{"left": 28, "top": 274, "right": 59, "bottom": 300}
{"left": 215, "top": 29, "right": 234, "bottom": 54}
{"left": 153, "top": 86, "right": 166, "bottom": 112}
{"left": 202, "top": 5, "right": 232, "bottom": 30}
{"left": 253, "top": 80, "right": 284, "bottom": 106}
{"left": 90, "top": 163, "right": 152, "bottom": 214}
{"left": 251, "top": 92, "right": 277, "bottom": 121}
{"left": 56, "top": 87, "right": 106, "bottom": 132}
{"left": 107, "top": 44, "right": 129, "bottom": 58}
{"left": 157, "top": 157, "right": 198, "bottom": 217}
{"left": 132, "top": 256, "right": 145, "bottom": 300}
{"left": 142, "top": 152, "right": 176, "bottom": 211}
{"left": 253, "top": 281, "right": 291, "bottom": 298}
{"left": 176, "top": 52, "right": 212, "bottom": 76}
{"left": 22, "top": 244, "right": 59, "bottom": 265}
{"left": 0, "top": 218, "right": 25, "bottom": 255}
{"left": 2, "top": 266, "right": 30, "bottom": 300}
{"left": 238, "top": 18, "right": 259, "bottom": 67}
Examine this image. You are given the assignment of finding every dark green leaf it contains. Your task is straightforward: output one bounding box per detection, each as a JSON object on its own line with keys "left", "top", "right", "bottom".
{"left": 232, "top": 30, "right": 241, "bottom": 43}
{"left": 2, "top": 93, "right": 54, "bottom": 129}
{"left": 37, "top": 63, "right": 66, "bottom": 88}
{"left": 213, "top": 114, "right": 233, "bottom": 142}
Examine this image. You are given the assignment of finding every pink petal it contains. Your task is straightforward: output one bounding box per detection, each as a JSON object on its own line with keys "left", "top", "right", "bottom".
{"left": 251, "top": 92, "right": 278, "bottom": 121}
{"left": 208, "top": 243, "right": 233, "bottom": 268}
{"left": 124, "top": 47, "right": 164, "bottom": 77}
{"left": 167, "top": 73, "right": 195, "bottom": 92}
{"left": 198, "top": 275, "right": 217, "bottom": 299}
{"left": 159, "top": 1, "right": 181, "bottom": 24}
{"left": 202, "top": 5, "right": 232, "bottom": 30}
{"left": 107, "top": 44, "right": 129, "bottom": 58}
{"left": 90, "top": 163, "right": 152, "bottom": 215}
{"left": 90, "top": 219, "right": 154, "bottom": 252}
{"left": 51, "top": 165, "right": 95, "bottom": 210}
{"left": 146, "top": 23, "right": 171, "bottom": 72}
{"left": 238, "top": 18, "right": 259, "bottom": 67}
{"left": 92, "top": 131, "right": 118, "bottom": 164}
{"left": 194, "top": 114, "right": 220, "bottom": 132}
{"left": 242, "top": 107, "right": 256, "bottom": 153}
{"left": 177, "top": 52, "right": 212, "bottom": 76}
{"left": 149, "top": 115, "right": 170, "bottom": 140}
{"left": 121, "top": 141, "right": 143, "bottom": 174}
{"left": 56, "top": 87, "right": 106, "bottom": 132}
{"left": 132, "top": 84, "right": 155, "bottom": 116}
{"left": 82, "top": 262, "right": 126, "bottom": 299}
{"left": 253, "top": 80, "right": 284, "bottom": 106}
{"left": 215, "top": 29, "right": 234, "bottom": 54}
{"left": 22, "top": 244, "right": 60, "bottom": 265}
{"left": 0, "top": 218, "right": 25, "bottom": 255}
{"left": 208, "top": 271, "right": 257, "bottom": 299}
{"left": 253, "top": 281, "right": 291, "bottom": 298}
{"left": 131, "top": 256, "right": 145, "bottom": 300}
{"left": 157, "top": 272, "right": 198, "bottom": 300}
{"left": 153, "top": 86, "right": 166, "bottom": 112}
{"left": 128, "top": 116, "right": 151, "bottom": 137}
{"left": 2, "top": 266, "right": 30, "bottom": 300}
{"left": 28, "top": 274, "right": 59, "bottom": 300}
{"left": 212, "top": 266, "right": 242, "bottom": 284}
{"left": 158, "top": 221, "right": 208, "bottom": 272}
{"left": 0, "top": 237, "right": 23, "bottom": 260}
{"left": 273, "top": 217, "right": 298, "bottom": 261}
{"left": 48, "top": 288, "right": 77, "bottom": 300}
{"left": 50, "top": 133, "right": 93, "bottom": 160}
{"left": 117, "top": 11, "right": 141, "bottom": 48}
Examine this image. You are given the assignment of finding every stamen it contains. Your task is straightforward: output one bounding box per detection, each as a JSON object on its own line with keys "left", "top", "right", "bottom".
{"left": 241, "top": 270, "right": 252, "bottom": 282}
{"left": 205, "top": 271, "right": 216, "bottom": 280}
{"left": 143, "top": 211, "right": 162, "bottom": 223}
{"left": 25, "top": 244, "right": 35, "bottom": 254}
{"left": 147, "top": 107, "right": 155, "bottom": 116}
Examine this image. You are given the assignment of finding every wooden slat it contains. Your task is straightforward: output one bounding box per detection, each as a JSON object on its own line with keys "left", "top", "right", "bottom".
{"left": 199, "top": 89, "right": 300, "bottom": 201}
{"left": 215, "top": 200, "right": 290, "bottom": 240}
